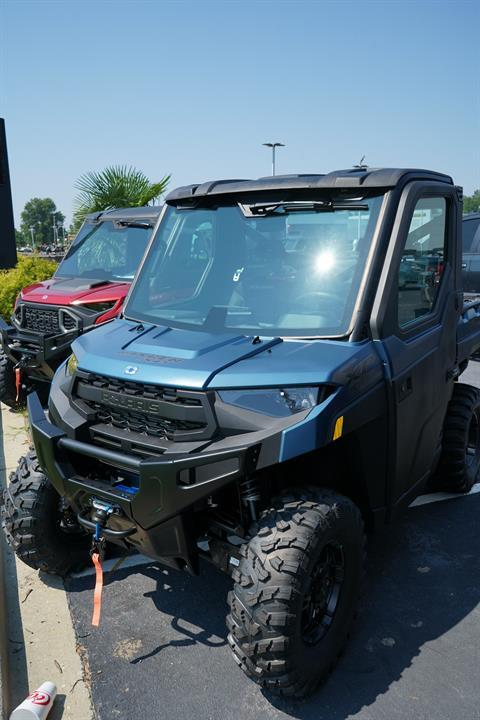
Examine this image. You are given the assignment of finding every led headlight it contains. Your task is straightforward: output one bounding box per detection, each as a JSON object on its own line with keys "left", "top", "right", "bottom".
{"left": 76, "top": 301, "right": 117, "bottom": 313}
{"left": 218, "top": 387, "right": 319, "bottom": 418}
{"left": 66, "top": 352, "right": 78, "bottom": 375}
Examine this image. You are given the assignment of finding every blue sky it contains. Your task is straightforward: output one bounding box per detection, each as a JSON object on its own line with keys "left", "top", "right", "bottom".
{"left": 1, "top": 0, "right": 479, "bottom": 226}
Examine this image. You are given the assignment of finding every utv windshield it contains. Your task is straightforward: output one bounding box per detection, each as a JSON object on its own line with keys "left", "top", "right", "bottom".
{"left": 124, "top": 195, "right": 385, "bottom": 337}
{"left": 56, "top": 220, "right": 154, "bottom": 281}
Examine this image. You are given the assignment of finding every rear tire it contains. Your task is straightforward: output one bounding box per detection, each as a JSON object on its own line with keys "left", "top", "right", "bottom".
{"left": 437, "top": 382, "right": 480, "bottom": 493}
{"left": 1, "top": 449, "right": 90, "bottom": 575}
{"left": 227, "top": 488, "right": 365, "bottom": 698}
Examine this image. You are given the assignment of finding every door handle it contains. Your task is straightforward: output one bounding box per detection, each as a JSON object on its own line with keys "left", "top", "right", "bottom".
{"left": 398, "top": 375, "right": 413, "bottom": 402}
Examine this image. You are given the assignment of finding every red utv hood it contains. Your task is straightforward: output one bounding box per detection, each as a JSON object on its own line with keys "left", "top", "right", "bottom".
{"left": 20, "top": 276, "right": 131, "bottom": 306}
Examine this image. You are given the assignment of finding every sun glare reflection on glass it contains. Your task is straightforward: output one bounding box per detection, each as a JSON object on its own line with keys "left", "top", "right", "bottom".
{"left": 314, "top": 249, "right": 336, "bottom": 274}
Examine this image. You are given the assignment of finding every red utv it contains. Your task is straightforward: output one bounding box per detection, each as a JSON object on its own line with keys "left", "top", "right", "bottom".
{"left": 0, "top": 205, "right": 161, "bottom": 405}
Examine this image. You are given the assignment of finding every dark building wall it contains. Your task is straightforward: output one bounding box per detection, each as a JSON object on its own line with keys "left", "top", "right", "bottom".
{"left": 0, "top": 119, "right": 18, "bottom": 269}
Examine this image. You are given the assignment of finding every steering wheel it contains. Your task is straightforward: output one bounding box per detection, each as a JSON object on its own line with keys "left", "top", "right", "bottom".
{"left": 290, "top": 291, "right": 343, "bottom": 320}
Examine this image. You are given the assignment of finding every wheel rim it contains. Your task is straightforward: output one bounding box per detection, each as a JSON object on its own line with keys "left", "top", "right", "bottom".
{"left": 466, "top": 409, "right": 480, "bottom": 470}
{"left": 301, "top": 542, "right": 345, "bottom": 646}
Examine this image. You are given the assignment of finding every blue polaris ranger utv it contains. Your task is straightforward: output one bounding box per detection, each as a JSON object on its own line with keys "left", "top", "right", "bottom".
{"left": 4, "top": 168, "right": 480, "bottom": 697}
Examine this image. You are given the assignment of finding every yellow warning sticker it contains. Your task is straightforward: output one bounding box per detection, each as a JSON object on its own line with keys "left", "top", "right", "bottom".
{"left": 333, "top": 416, "right": 344, "bottom": 441}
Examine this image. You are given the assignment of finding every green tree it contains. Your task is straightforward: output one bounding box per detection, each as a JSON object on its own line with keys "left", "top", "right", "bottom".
{"left": 15, "top": 229, "right": 25, "bottom": 247}
{"left": 20, "top": 198, "right": 65, "bottom": 249}
{"left": 73, "top": 165, "right": 170, "bottom": 229}
{"left": 464, "top": 190, "right": 480, "bottom": 214}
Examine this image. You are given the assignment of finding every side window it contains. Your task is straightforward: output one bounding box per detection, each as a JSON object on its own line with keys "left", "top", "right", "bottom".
{"left": 397, "top": 197, "right": 447, "bottom": 327}
{"left": 463, "top": 219, "right": 480, "bottom": 254}
{"left": 473, "top": 222, "right": 480, "bottom": 253}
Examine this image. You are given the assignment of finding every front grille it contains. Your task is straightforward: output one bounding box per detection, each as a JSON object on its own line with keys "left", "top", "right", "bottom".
{"left": 17, "top": 304, "right": 80, "bottom": 335}
{"left": 23, "top": 305, "right": 60, "bottom": 333}
{"left": 92, "top": 404, "right": 205, "bottom": 436}
{"left": 74, "top": 372, "right": 216, "bottom": 442}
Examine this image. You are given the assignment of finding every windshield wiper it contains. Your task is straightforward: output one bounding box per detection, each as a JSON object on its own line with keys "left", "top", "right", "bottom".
{"left": 240, "top": 201, "right": 369, "bottom": 217}
{"left": 116, "top": 221, "right": 152, "bottom": 229}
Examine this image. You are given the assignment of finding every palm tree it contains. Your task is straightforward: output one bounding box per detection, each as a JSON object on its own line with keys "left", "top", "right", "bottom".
{"left": 73, "top": 165, "right": 170, "bottom": 227}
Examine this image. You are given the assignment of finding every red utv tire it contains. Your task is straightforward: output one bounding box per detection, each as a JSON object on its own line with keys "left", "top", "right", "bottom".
{"left": 1, "top": 450, "right": 90, "bottom": 575}
{"left": 0, "top": 350, "right": 19, "bottom": 408}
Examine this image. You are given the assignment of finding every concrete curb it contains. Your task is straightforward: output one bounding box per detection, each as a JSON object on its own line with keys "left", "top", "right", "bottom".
{"left": 0, "top": 404, "right": 94, "bottom": 720}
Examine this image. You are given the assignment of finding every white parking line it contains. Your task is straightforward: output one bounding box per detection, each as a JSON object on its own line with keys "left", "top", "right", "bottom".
{"left": 71, "top": 553, "right": 152, "bottom": 578}
{"left": 71, "top": 483, "right": 480, "bottom": 578}
{"left": 410, "top": 482, "right": 480, "bottom": 507}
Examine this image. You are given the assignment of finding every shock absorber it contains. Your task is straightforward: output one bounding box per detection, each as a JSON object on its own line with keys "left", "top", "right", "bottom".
{"left": 240, "top": 477, "right": 261, "bottom": 524}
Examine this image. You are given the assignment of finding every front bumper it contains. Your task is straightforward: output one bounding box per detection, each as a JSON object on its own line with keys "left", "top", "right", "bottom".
{"left": 0, "top": 316, "right": 79, "bottom": 378}
{"left": 29, "top": 392, "right": 260, "bottom": 572}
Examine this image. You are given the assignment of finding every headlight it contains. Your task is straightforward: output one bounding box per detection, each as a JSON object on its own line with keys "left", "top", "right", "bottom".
{"left": 66, "top": 352, "right": 78, "bottom": 375}
{"left": 77, "top": 301, "right": 117, "bottom": 313}
{"left": 218, "top": 387, "right": 319, "bottom": 417}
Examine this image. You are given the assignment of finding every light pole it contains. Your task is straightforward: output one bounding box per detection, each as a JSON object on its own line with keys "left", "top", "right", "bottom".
{"left": 29, "top": 225, "right": 35, "bottom": 251}
{"left": 56, "top": 220, "right": 64, "bottom": 245}
{"left": 262, "top": 142, "right": 285, "bottom": 176}
{"left": 50, "top": 210, "right": 59, "bottom": 245}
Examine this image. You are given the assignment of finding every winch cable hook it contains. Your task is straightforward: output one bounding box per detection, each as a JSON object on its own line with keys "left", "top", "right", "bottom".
{"left": 14, "top": 356, "right": 29, "bottom": 402}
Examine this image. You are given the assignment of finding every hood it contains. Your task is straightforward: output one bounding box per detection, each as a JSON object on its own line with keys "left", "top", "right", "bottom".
{"left": 20, "top": 276, "right": 131, "bottom": 306}
{"left": 72, "top": 319, "right": 383, "bottom": 391}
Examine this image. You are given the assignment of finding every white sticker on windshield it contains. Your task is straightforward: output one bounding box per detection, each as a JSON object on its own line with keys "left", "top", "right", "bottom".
{"left": 233, "top": 267, "right": 244, "bottom": 282}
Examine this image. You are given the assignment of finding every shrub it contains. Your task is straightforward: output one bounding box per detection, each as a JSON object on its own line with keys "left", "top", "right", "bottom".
{"left": 0, "top": 255, "right": 58, "bottom": 321}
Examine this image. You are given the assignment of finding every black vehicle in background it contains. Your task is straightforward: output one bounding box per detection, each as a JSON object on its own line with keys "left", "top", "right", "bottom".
{"left": 462, "top": 212, "right": 480, "bottom": 293}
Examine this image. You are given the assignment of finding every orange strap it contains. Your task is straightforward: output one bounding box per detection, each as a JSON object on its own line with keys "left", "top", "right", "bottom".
{"left": 15, "top": 367, "right": 21, "bottom": 402}
{"left": 91, "top": 552, "right": 103, "bottom": 627}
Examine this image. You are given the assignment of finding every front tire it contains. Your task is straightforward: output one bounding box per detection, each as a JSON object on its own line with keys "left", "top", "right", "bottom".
{"left": 0, "top": 350, "right": 18, "bottom": 408}
{"left": 1, "top": 450, "right": 90, "bottom": 575}
{"left": 227, "top": 489, "right": 365, "bottom": 698}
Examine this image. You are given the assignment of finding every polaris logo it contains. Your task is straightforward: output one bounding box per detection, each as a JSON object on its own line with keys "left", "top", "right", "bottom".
{"left": 124, "top": 365, "right": 138, "bottom": 375}
{"left": 101, "top": 390, "right": 161, "bottom": 414}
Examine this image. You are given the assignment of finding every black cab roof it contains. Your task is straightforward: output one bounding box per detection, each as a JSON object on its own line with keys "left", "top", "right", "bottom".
{"left": 166, "top": 168, "right": 454, "bottom": 204}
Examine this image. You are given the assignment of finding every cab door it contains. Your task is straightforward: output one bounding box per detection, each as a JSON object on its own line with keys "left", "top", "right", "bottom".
{"left": 371, "top": 181, "right": 461, "bottom": 511}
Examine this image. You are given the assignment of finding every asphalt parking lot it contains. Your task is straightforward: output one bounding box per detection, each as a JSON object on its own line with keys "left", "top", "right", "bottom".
{"left": 63, "top": 362, "right": 480, "bottom": 720}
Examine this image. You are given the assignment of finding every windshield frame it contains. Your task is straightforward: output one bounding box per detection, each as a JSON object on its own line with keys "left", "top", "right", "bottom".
{"left": 122, "top": 193, "right": 389, "bottom": 340}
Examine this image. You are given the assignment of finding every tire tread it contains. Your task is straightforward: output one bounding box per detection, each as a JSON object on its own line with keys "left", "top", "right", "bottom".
{"left": 227, "top": 488, "right": 365, "bottom": 698}
{"left": 1, "top": 449, "right": 88, "bottom": 575}
{"left": 437, "top": 382, "right": 480, "bottom": 493}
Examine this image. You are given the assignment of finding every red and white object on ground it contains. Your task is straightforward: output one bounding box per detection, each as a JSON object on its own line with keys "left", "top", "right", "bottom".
{"left": 10, "top": 682, "right": 57, "bottom": 720}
